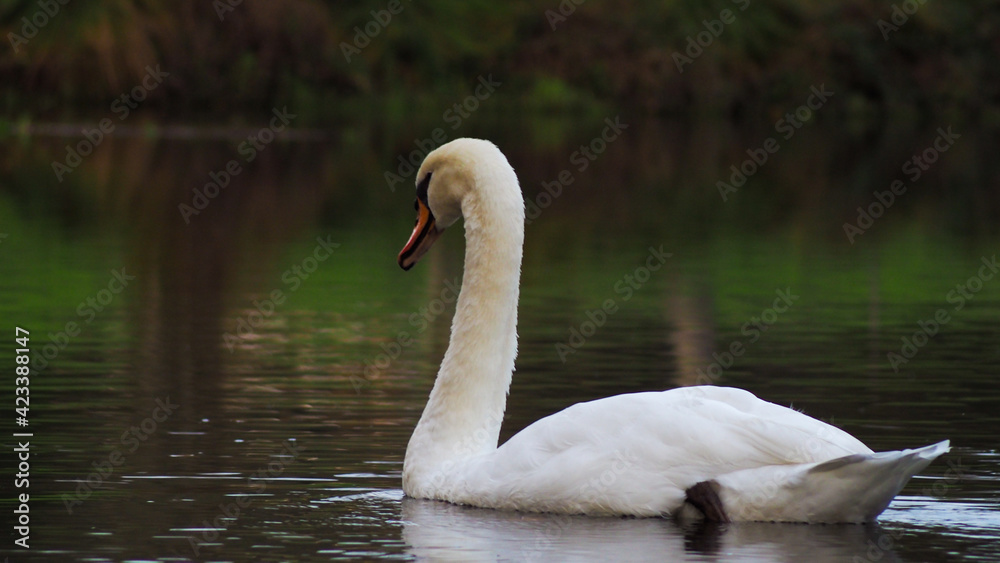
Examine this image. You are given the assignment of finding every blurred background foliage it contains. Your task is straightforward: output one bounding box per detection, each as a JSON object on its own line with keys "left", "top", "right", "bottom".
{"left": 1, "top": 0, "right": 999, "bottom": 126}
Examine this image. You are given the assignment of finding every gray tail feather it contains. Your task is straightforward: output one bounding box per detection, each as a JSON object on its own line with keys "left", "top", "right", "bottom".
{"left": 807, "top": 439, "right": 951, "bottom": 521}
{"left": 710, "top": 440, "right": 951, "bottom": 522}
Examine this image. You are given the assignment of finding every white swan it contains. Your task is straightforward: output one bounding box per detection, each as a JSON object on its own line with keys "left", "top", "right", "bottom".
{"left": 396, "top": 138, "right": 949, "bottom": 523}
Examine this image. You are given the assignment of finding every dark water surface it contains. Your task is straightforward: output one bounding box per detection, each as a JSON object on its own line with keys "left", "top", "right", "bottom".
{"left": 1, "top": 116, "right": 998, "bottom": 561}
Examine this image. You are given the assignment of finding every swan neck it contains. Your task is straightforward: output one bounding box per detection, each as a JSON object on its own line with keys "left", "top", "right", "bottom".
{"left": 411, "top": 186, "right": 523, "bottom": 463}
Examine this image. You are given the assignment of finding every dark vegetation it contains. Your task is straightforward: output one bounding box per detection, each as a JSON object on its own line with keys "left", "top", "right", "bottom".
{"left": 1, "top": 0, "right": 998, "bottom": 126}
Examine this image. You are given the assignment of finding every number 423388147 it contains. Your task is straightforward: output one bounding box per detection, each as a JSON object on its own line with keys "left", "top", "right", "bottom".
{"left": 15, "top": 327, "right": 29, "bottom": 423}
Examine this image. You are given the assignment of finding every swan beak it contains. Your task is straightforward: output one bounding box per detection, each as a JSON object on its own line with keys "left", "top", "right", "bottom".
{"left": 398, "top": 198, "right": 443, "bottom": 271}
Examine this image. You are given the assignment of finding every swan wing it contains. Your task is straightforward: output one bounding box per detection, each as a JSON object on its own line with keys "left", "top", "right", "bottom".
{"left": 457, "top": 386, "right": 873, "bottom": 516}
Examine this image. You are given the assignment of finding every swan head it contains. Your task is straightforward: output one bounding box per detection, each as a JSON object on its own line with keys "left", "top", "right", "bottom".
{"left": 398, "top": 138, "right": 517, "bottom": 270}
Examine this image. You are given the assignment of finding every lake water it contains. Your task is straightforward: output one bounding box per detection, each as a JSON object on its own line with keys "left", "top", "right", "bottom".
{"left": 1, "top": 114, "right": 998, "bottom": 561}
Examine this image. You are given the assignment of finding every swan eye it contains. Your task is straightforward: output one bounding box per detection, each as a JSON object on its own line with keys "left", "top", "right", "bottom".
{"left": 416, "top": 172, "right": 432, "bottom": 206}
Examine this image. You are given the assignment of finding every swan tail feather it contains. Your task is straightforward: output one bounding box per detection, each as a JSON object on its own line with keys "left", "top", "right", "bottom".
{"left": 714, "top": 440, "right": 950, "bottom": 523}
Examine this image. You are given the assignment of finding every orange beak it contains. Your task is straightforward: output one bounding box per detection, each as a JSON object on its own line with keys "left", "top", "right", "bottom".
{"left": 398, "top": 198, "right": 443, "bottom": 270}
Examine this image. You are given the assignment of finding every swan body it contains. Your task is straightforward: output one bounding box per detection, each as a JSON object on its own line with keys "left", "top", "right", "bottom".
{"left": 396, "top": 138, "right": 949, "bottom": 523}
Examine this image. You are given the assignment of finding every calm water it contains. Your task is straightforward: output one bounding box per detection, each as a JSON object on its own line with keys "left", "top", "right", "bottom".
{"left": 1, "top": 115, "right": 999, "bottom": 562}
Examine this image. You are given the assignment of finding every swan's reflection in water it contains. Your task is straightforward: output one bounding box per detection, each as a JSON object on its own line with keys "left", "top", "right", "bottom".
{"left": 401, "top": 497, "right": 902, "bottom": 562}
